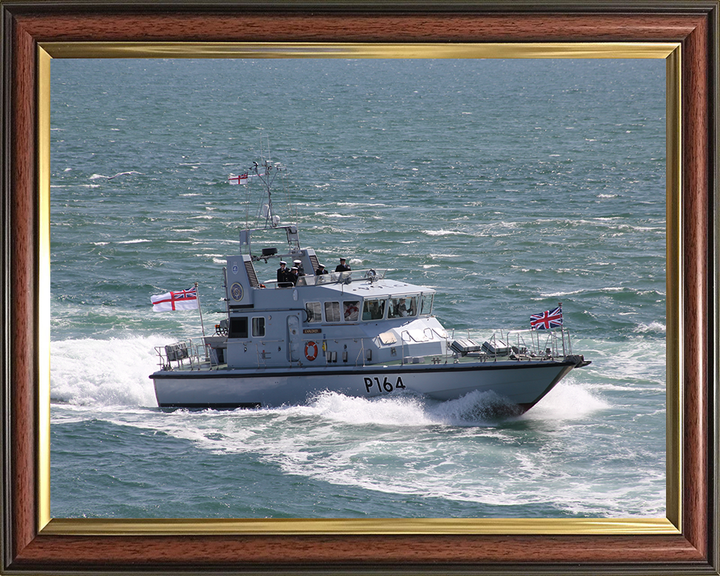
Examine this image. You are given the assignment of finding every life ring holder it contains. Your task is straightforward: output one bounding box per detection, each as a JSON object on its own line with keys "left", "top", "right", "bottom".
{"left": 304, "top": 341, "right": 319, "bottom": 361}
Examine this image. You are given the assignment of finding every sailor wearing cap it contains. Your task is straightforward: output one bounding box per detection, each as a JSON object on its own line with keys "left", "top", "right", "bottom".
{"left": 277, "top": 261, "right": 290, "bottom": 284}
{"left": 315, "top": 263, "right": 328, "bottom": 275}
{"left": 289, "top": 266, "right": 300, "bottom": 285}
{"left": 293, "top": 259, "right": 305, "bottom": 276}
{"left": 335, "top": 257, "right": 351, "bottom": 273}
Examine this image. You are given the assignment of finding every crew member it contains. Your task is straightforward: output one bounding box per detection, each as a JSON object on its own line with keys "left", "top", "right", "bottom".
{"left": 397, "top": 299, "right": 408, "bottom": 317}
{"left": 277, "top": 261, "right": 289, "bottom": 283}
{"left": 293, "top": 259, "right": 305, "bottom": 276}
{"left": 289, "top": 266, "right": 300, "bottom": 285}
{"left": 315, "top": 263, "right": 328, "bottom": 275}
{"left": 335, "top": 257, "right": 351, "bottom": 273}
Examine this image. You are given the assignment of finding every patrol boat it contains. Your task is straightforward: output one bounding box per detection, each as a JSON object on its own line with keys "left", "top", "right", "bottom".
{"left": 150, "top": 160, "right": 590, "bottom": 413}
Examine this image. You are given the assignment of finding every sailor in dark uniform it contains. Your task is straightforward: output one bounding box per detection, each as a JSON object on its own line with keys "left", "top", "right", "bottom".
{"left": 277, "top": 261, "right": 290, "bottom": 284}
{"left": 293, "top": 259, "right": 305, "bottom": 276}
{"left": 335, "top": 257, "right": 351, "bottom": 273}
{"left": 289, "top": 266, "right": 300, "bottom": 285}
{"left": 315, "top": 263, "right": 328, "bottom": 275}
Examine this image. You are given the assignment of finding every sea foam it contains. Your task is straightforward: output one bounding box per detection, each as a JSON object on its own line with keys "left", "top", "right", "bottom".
{"left": 51, "top": 335, "right": 167, "bottom": 407}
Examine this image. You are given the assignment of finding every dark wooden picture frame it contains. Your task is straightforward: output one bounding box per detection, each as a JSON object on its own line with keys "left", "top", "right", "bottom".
{"left": 1, "top": 2, "right": 717, "bottom": 573}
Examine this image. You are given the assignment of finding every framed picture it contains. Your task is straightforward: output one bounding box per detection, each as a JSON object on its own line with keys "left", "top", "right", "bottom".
{"left": 2, "top": 2, "right": 717, "bottom": 573}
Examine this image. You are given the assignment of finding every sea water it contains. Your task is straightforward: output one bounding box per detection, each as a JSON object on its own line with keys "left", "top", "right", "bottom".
{"left": 50, "top": 57, "right": 666, "bottom": 518}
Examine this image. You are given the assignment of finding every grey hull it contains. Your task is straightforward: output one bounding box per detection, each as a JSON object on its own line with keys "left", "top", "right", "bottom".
{"left": 151, "top": 359, "right": 577, "bottom": 413}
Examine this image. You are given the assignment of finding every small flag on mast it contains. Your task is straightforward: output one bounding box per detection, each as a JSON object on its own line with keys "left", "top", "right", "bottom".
{"left": 151, "top": 286, "right": 199, "bottom": 312}
{"left": 530, "top": 304, "right": 563, "bottom": 330}
{"left": 228, "top": 172, "right": 249, "bottom": 185}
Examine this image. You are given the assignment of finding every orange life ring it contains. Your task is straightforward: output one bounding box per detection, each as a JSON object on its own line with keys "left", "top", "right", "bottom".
{"left": 304, "top": 341, "right": 318, "bottom": 361}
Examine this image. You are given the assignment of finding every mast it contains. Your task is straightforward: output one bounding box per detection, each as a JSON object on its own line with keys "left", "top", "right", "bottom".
{"left": 252, "top": 159, "right": 282, "bottom": 229}
{"left": 232, "top": 154, "right": 299, "bottom": 257}
{"left": 193, "top": 282, "right": 208, "bottom": 359}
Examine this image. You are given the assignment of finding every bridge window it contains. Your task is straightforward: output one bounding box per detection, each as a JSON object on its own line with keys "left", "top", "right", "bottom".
{"left": 324, "top": 301, "right": 341, "bottom": 322}
{"left": 420, "top": 293, "right": 434, "bottom": 316}
{"left": 305, "top": 302, "right": 322, "bottom": 323}
{"left": 343, "top": 300, "right": 360, "bottom": 322}
{"left": 388, "top": 296, "right": 418, "bottom": 319}
{"left": 362, "top": 298, "right": 386, "bottom": 321}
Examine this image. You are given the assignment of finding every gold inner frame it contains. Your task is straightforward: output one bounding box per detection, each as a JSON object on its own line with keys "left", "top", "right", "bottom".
{"left": 37, "top": 41, "right": 682, "bottom": 536}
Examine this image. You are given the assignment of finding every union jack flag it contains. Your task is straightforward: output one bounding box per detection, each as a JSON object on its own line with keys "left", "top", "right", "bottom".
{"left": 530, "top": 306, "right": 563, "bottom": 330}
{"left": 151, "top": 286, "right": 199, "bottom": 312}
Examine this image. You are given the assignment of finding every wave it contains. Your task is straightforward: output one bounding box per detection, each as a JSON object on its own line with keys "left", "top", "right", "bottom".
{"left": 540, "top": 286, "right": 665, "bottom": 299}
{"left": 423, "top": 229, "right": 470, "bottom": 237}
{"left": 89, "top": 171, "right": 141, "bottom": 180}
{"left": 336, "top": 202, "right": 389, "bottom": 208}
{"left": 633, "top": 321, "right": 666, "bottom": 334}
{"left": 297, "top": 389, "right": 523, "bottom": 427}
{"left": 116, "top": 239, "right": 152, "bottom": 244}
{"left": 312, "top": 212, "right": 355, "bottom": 219}
{"left": 520, "top": 380, "right": 610, "bottom": 422}
{"left": 51, "top": 335, "right": 166, "bottom": 407}
{"left": 94, "top": 383, "right": 637, "bottom": 516}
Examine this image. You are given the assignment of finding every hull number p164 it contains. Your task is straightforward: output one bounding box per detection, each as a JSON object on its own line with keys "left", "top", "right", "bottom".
{"left": 364, "top": 376, "right": 406, "bottom": 394}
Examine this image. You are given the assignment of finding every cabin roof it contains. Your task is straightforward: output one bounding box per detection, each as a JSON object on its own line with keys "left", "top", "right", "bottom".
{"left": 302, "top": 277, "right": 434, "bottom": 299}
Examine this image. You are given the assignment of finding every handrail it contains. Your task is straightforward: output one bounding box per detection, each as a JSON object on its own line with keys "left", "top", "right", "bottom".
{"left": 476, "top": 327, "right": 571, "bottom": 360}
{"left": 154, "top": 339, "right": 201, "bottom": 371}
{"left": 175, "top": 327, "right": 576, "bottom": 372}
{"left": 308, "top": 268, "right": 390, "bottom": 286}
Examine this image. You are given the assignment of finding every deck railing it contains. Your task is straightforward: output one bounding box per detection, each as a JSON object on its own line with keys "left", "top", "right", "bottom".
{"left": 155, "top": 340, "right": 202, "bottom": 371}
{"left": 264, "top": 268, "right": 389, "bottom": 289}
{"left": 451, "top": 327, "right": 573, "bottom": 362}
